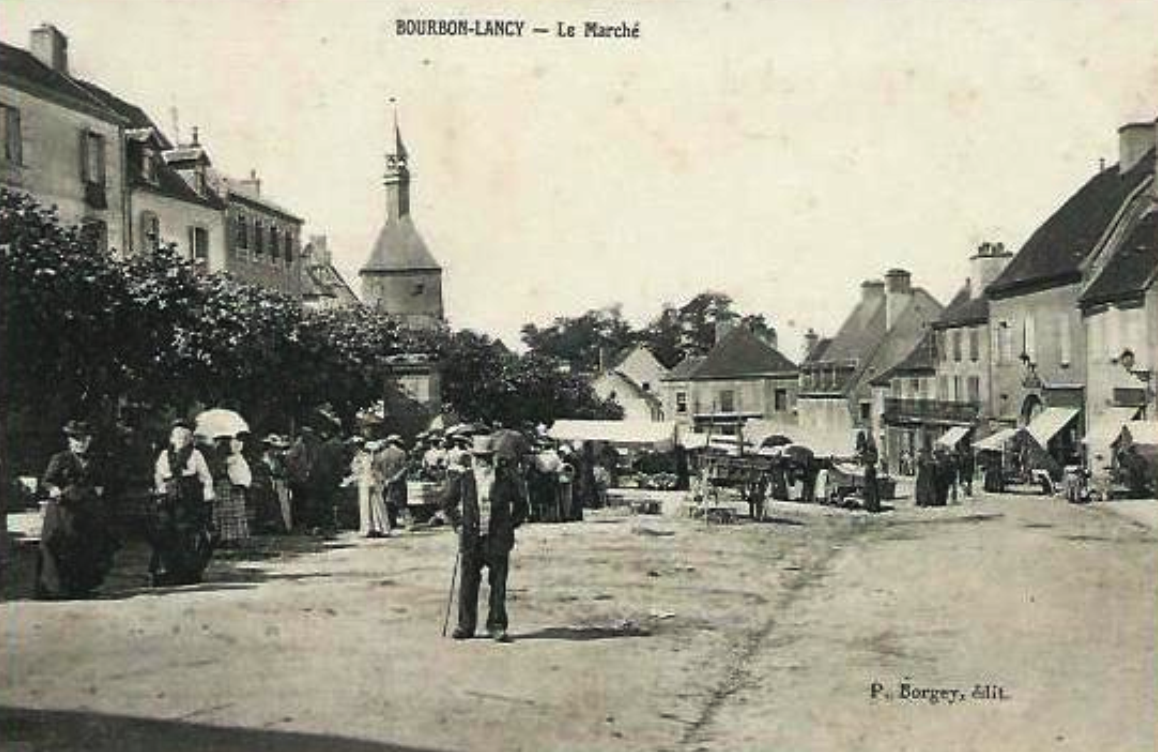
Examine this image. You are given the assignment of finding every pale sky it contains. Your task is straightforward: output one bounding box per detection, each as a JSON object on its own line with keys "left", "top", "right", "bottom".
{"left": 3, "top": 0, "right": 1157, "bottom": 358}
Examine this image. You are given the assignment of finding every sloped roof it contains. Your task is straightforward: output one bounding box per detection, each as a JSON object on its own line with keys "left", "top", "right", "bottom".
{"left": 1081, "top": 209, "right": 1158, "bottom": 307}
{"left": 0, "top": 41, "right": 122, "bottom": 122}
{"left": 302, "top": 261, "right": 360, "bottom": 303}
{"left": 688, "top": 326, "right": 797, "bottom": 380}
{"left": 361, "top": 215, "right": 441, "bottom": 273}
{"left": 74, "top": 79, "right": 173, "bottom": 147}
{"left": 852, "top": 289, "right": 942, "bottom": 392}
{"left": 223, "top": 179, "right": 303, "bottom": 223}
{"left": 988, "top": 151, "right": 1155, "bottom": 298}
{"left": 813, "top": 290, "right": 887, "bottom": 364}
{"left": 664, "top": 355, "right": 706, "bottom": 381}
{"left": 803, "top": 337, "right": 832, "bottom": 365}
{"left": 935, "top": 285, "right": 990, "bottom": 329}
{"left": 74, "top": 77, "right": 224, "bottom": 210}
{"left": 869, "top": 331, "right": 936, "bottom": 386}
{"left": 597, "top": 370, "right": 663, "bottom": 411}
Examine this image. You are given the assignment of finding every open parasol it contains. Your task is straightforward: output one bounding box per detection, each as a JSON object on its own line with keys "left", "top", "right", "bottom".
{"left": 194, "top": 408, "right": 249, "bottom": 440}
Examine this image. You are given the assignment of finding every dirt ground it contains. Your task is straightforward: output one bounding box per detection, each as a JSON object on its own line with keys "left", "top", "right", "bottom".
{"left": 2, "top": 492, "right": 1155, "bottom": 752}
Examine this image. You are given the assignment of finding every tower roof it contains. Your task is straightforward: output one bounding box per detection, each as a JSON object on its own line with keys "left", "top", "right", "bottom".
{"left": 361, "top": 215, "right": 441, "bottom": 273}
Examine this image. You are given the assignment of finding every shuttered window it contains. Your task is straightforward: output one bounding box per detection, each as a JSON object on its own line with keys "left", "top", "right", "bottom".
{"left": 1, "top": 104, "right": 22, "bottom": 164}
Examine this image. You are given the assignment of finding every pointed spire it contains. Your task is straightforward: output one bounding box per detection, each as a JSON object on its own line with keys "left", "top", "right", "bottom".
{"left": 383, "top": 97, "right": 411, "bottom": 220}
{"left": 391, "top": 98, "right": 409, "bottom": 161}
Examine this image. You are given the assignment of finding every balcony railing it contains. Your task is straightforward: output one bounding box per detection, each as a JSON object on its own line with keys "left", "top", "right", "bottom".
{"left": 883, "top": 397, "right": 979, "bottom": 424}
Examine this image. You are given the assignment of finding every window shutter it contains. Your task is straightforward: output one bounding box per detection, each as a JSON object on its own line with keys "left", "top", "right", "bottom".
{"left": 79, "top": 129, "right": 89, "bottom": 182}
{"left": 188, "top": 226, "right": 196, "bottom": 261}
{"left": 8, "top": 107, "right": 22, "bottom": 164}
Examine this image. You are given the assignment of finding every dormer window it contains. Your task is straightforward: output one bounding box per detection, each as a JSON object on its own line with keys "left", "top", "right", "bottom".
{"left": 140, "top": 148, "right": 159, "bottom": 185}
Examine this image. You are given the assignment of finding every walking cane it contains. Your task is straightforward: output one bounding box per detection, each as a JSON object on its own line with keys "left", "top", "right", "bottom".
{"left": 441, "top": 544, "right": 461, "bottom": 637}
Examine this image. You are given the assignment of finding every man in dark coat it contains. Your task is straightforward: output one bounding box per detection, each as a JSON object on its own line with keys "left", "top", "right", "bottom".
{"left": 37, "top": 420, "right": 120, "bottom": 599}
{"left": 958, "top": 438, "right": 975, "bottom": 497}
{"left": 442, "top": 434, "right": 529, "bottom": 642}
{"left": 285, "top": 427, "right": 317, "bottom": 532}
{"left": 858, "top": 432, "right": 881, "bottom": 513}
{"left": 375, "top": 435, "right": 410, "bottom": 529}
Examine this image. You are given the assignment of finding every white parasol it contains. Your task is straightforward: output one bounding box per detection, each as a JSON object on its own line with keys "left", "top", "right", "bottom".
{"left": 194, "top": 408, "right": 249, "bottom": 440}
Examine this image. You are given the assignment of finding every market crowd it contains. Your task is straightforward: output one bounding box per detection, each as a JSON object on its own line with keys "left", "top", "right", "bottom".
{"left": 28, "top": 415, "right": 613, "bottom": 601}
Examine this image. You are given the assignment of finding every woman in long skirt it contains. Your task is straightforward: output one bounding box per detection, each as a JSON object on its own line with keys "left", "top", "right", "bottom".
{"left": 151, "top": 422, "right": 216, "bottom": 585}
{"left": 36, "top": 420, "right": 119, "bottom": 599}
{"left": 208, "top": 436, "right": 251, "bottom": 545}
{"left": 350, "top": 440, "right": 390, "bottom": 537}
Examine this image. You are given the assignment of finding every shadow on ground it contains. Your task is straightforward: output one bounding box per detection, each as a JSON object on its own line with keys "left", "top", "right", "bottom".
{"left": 514, "top": 624, "right": 653, "bottom": 641}
{"left": 1, "top": 531, "right": 356, "bottom": 603}
{"left": 0, "top": 705, "right": 449, "bottom": 752}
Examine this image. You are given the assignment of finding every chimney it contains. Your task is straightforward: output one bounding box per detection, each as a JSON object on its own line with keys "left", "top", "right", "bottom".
{"left": 1118, "top": 120, "right": 1157, "bottom": 173}
{"left": 968, "top": 241, "right": 1013, "bottom": 299}
{"left": 883, "top": 269, "right": 912, "bottom": 330}
{"left": 239, "top": 168, "right": 262, "bottom": 197}
{"left": 803, "top": 328, "right": 819, "bottom": 359}
{"left": 308, "top": 234, "right": 330, "bottom": 266}
{"left": 30, "top": 24, "right": 68, "bottom": 75}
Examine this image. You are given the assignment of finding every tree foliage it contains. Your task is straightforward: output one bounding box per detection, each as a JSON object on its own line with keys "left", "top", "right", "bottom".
{"left": 0, "top": 189, "right": 618, "bottom": 480}
{"left": 521, "top": 291, "right": 780, "bottom": 370}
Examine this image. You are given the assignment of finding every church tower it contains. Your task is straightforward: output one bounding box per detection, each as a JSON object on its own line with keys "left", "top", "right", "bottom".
{"left": 359, "top": 112, "right": 444, "bottom": 329}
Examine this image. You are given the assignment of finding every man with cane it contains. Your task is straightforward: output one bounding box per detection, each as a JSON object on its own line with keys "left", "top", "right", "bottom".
{"left": 440, "top": 433, "right": 529, "bottom": 643}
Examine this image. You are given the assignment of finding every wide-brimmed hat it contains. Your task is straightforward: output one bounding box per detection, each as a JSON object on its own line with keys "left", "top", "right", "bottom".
{"left": 171, "top": 418, "right": 194, "bottom": 432}
{"left": 263, "top": 433, "right": 289, "bottom": 448}
{"left": 63, "top": 420, "right": 93, "bottom": 437}
{"left": 385, "top": 434, "right": 405, "bottom": 447}
{"left": 365, "top": 439, "right": 384, "bottom": 452}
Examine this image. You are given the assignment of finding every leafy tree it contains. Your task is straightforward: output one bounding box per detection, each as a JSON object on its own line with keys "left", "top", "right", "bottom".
{"left": 520, "top": 304, "right": 636, "bottom": 373}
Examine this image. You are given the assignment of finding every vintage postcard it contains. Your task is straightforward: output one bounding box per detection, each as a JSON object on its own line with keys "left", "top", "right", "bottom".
{"left": 1, "top": 1, "right": 1155, "bottom": 750}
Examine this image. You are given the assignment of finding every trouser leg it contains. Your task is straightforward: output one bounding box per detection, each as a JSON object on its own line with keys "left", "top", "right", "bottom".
{"left": 457, "top": 544, "right": 482, "bottom": 634}
{"left": 485, "top": 546, "right": 510, "bottom": 632}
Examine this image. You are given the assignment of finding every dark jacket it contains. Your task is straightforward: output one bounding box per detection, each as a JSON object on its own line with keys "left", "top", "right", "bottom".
{"left": 441, "top": 463, "right": 528, "bottom": 554}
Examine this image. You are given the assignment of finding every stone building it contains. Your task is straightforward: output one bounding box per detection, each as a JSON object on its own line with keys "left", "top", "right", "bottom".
{"left": 1, "top": 25, "right": 128, "bottom": 253}
{"left": 359, "top": 123, "right": 444, "bottom": 329}
{"left": 300, "top": 235, "right": 360, "bottom": 310}
{"left": 986, "top": 118, "right": 1157, "bottom": 473}
{"left": 1077, "top": 120, "right": 1158, "bottom": 478}
{"left": 218, "top": 169, "right": 305, "bottom": 298}
{"left": 591, "top": 345, "right": 668, "bottom": 421}
{"left": 662, "top": 323, "right": 799, "bottom": 436}
{"left": 73, "top": 82, "right": 227, "bottom": 265}
{"left": 797, "top": 269, "right": 943, "bottom": 450}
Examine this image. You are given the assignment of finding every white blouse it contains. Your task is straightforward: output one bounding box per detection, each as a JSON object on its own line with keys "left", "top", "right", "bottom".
{"left": 155, "top": 448, "right": 216, "bottom": 501}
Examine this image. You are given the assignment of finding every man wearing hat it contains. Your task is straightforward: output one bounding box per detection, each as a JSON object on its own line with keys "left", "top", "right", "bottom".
{"left": 441, "top": 433, "right": 529, "bottom": 642}
{"left": 374, "top": 435, "right": 410, "bottom": 530}
{"left": 37, "top": 420, "right": 120, "bottom": 598}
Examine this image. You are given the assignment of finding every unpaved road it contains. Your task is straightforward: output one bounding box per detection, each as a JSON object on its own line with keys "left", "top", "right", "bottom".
{"left": 2, "top": 493, "right": 1154, "bottom": 752}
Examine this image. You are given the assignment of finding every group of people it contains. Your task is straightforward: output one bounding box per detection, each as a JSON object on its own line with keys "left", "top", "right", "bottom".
{"left": 913, "top": 443, "right": 975, "bottom": 507}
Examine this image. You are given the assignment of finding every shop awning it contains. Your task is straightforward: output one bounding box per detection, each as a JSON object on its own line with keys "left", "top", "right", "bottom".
{"left": 1118, "top": 420, "right": 1158, "bottom": 450}
{"left": 548, "top": 419, "right": 676, "bottom": 447}
{"left": 974, "top": 427, "right": 1019, "bottom": 452}
{"left": 1081, "top": 406, "right": 1142, "bottom": 447}
{"left": 1025, "top": 407, "right": 1080, "bottom": 447}
{"left": 935, "top": 425, "right": 972, "bottom": 448}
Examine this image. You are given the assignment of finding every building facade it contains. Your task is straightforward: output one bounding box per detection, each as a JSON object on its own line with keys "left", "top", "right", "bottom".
{"left": 663, "top": 324, "right": 799, "bottom": 436}
{"left": 1, "top": 25, "right": 128, "bottom": 254}
{"left": 219, "top": 170, "right": 305, "bottom": 298}
{"left": 300, "top": 235, "right": 361, "bottom": 310}
{"left": 798, "top": 269, "right": 943, "bottom": 452}
{"left": 591, "top": 345, "right": 668, "bottom": 421}
{"left": 986, "top": 119, "right": 1157, "bottom": 472}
